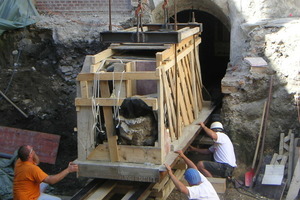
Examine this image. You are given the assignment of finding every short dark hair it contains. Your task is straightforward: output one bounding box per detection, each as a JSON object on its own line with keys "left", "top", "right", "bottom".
{"left": 18, "top": 145, "right": 31, "bottom": 161}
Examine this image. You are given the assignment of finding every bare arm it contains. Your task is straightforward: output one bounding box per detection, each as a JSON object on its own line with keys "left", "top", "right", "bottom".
{"left": 165, "top": 164, "right": 189, "bottom": 195}
{"left": 43, "top": 162, "right": 78, "bottom": 185}
{"left": 189, "top": 145, "right": 212, "bottom": 155}
{"left": 199, "top": 122, "right": 218, "bottom": 141}
{"left": 175, "top": 150, "right": 198, "bottom": 170}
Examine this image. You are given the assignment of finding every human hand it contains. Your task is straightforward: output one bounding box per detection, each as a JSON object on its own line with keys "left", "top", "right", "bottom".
{"left": 165, "top": 164, "right": 171, "bottom": 171}
{"left": 164, "top": 164, "right": 173, "bottom": 175}
{"left": 198, "top": 122, "right": 205, "bottom": 127}
{"left": 175, "top": 150, "right": 183, "bottom": 157}
{"left": 67, "top": 162, "right": 78, "bottom": 173}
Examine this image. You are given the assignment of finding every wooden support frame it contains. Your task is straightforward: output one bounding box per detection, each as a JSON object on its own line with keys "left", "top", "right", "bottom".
{"left": 75, "top": 26, "right": 212, "bottom": 182}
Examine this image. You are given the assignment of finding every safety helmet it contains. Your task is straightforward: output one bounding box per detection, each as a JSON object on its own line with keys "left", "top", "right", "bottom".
{"left": 210, "top": 121, "right": 223, "bottom": 130}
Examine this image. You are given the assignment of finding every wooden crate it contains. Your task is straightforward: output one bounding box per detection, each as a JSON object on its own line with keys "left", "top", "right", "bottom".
{"left": 75, "top": 26, "right": 214, "bottom": 182}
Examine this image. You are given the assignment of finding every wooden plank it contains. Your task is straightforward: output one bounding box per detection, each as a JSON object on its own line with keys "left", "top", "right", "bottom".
{"left": 177, "top": 58, "right": 193, "bottom": 123}
{"left": 125, "top": 62, "right": 133, "bottom": 97}
{"left": 206, "top": 177, "right": 226, "bottom": 194}
{"left": 71, "top": 179, "right": 106, "bottom": 200}
{"left": 0, "top": 90, "right": 28, "bottom": 118}
{"left": 279, "top": 155, "right": 288, "bottom": 165}
{"left": 100, "top": 81, "right": 119, "bottom": 162}
{"left": 151, "top": 169, "right": 185, "bottom": 199}
{"left": 270, "top": 153, "right": 279, "bottom": 164}
{"left": 286, "top": 157, "right": 300, "bottom": 200}
{"left": 287, "top": 131, "right": 294, "bottom": 187}
{"left": 161, "top": 71, "right": 176, "bottom": 141}
{"left": 77, "top": 71, "right": 160, "bottom": 81}
{"left": 77, "top": 107, "right": 95, "bottom": 160}
{"left": 279, "top": 133, "right": 285, "bottom": 155}
{"left": 161, "top": 170, "right": 185, "bottom": 200}
{"left": 121, "top": 188, "right": 137, "bottom": 200}
{"left": 88, "top": 144, "right": 161, "bottom": 164}
{"left": 164, "top": 102, "right": 214, "bottom": 166}
{"left": 119, "top": 26, "right": 149, "bottom": 32}
{"left": 183, "top": 54, "right": 195, "bottom": 116}
{"left": 135, "top": 183, "right": 155, "bottom": 200}
{"left": 157, "top": 67, "right": 165, "bottom": 162}
{"left": 194, "top": 45, "right": 203, "bottom": 110}
{"left": 0, "top": 126, "right": 60, "bottom": 164}
{"left": 183, "top": 54, "right": 195, "bottom": 118}
{"left": 156, "top": 45, "right": 175, "bottom": 64}
{"left": 80, "top": 81, "right": 89, "bottom": 98}
{"left": 189, "top": 49, "right": 198, "bottom": 119}
{"left": 110, "top": 45, "right": 169, "bottom": 50}
{"left": 91, "top": 48, "right": 114, "bottom": 64}
{"left": 84, "top": 180, "right": 117, "bottom": 199}
{"left": 156, "top": 37, "right": 201, "bottom": 73}
{"left": 81, "top": 55, "right": 94, "bottom": 73}
{"left": 165, "top": 69, "right": 177, "bottom": 138}
{"left": 75, "top": 97, "right": 158, "bottom": 110}
{"left": 152, "top": 174, "right": 170, "bottom": 193}
{"left": 294, "top": 138, "right": 300, "bottom": 173}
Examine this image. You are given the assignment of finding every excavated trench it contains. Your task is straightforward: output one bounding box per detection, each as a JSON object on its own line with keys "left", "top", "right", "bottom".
{"left": 1, "top": 11, "right": 299, "bottom": 199}
{"left": 0, "top": 19, "right": 227, "bottom": 196}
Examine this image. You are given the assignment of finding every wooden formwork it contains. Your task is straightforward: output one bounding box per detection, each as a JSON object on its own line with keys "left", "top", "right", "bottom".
{"left": 75, "top": 25, "right": 214, "bottom": 182}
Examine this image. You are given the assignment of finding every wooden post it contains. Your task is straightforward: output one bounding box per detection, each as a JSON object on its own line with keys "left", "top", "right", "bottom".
{"left": 100, "top": 81, "right": 120, "bottom": 162}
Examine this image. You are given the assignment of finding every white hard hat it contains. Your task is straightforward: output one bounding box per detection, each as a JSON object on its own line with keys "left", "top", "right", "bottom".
{"left": 210, "top": 122, "right": 223, "bottom": 130}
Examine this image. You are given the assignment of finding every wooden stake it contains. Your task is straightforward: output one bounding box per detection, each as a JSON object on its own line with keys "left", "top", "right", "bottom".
{"left": 0, "top": 90, "right": 28, "bottom": 118}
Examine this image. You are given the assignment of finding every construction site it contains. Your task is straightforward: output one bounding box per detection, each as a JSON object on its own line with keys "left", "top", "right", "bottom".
{"left": 0, "top": 0, "right": 300, "bottom": 199}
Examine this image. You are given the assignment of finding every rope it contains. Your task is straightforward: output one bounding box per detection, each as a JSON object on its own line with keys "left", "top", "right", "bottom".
{"left": 91, "top": 60, "right": 107, "bottom": 146}
{"left": 114, "top": 70, "right": 125, "bottom": 128}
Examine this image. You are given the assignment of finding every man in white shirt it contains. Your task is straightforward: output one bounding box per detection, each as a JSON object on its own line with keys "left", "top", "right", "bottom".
{"left": 165, "top": 150, "right": 219, "bottom": 200}
{"left": 189, "top": 121, "right": 237, "bottom": 178}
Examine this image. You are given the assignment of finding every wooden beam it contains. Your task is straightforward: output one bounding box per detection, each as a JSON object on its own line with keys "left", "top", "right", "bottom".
{"left": 87, "top": 144, "right": 162, "bottom": 164}
{"left": 206, "top": 177, "right": 226, "bottom": 194}
{"left": 84, "top": 180, "right": 117, "bottom": 199}
{"left": 77, "top": 107, "right": 95, "bottom": 160}
{"left": 75, "top": 97, "right": 158, "bottom": 110}
{"left": 286, "top": 157, "right": 300, "bottom": 200}
{"left": 100, "top": 81, "right": 120, "bottom": 162}
{"left": 77, "top": 71, "right": 160, "bottom": 81}
{"left": 91, "top": 48, "right": 114, "bottom": 64}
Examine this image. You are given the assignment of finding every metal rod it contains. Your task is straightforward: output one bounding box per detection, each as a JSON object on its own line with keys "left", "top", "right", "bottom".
{"left": 109, "top": 0, "right": 112, "bottom": 31}
{"left": 174, "top": 0, "right": 177, "bottom": 31}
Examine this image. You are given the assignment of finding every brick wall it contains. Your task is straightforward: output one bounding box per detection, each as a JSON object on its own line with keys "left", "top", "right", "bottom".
{"left": 35, "top": 0, "right": 133, "bottom": 14}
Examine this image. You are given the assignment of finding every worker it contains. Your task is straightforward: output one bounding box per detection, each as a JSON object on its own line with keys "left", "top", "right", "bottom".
{"left": 165, "top": 150, "right": 219, "bottom": 200}
{"left": 189, "top": 121, "right": 237, "bottom": 178}
{"left": 13, "top": 145, "right": 78, "bottom": 200}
